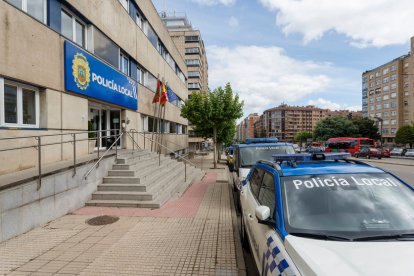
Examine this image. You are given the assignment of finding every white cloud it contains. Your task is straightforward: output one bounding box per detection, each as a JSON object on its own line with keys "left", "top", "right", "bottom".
{"left": 207, "top": 45, "right": 333, "bottom": 114}
{"left": 192, "top": 0, "right": 235, "bottom": 6}
{"left": 228, "top": 16, "right": 239, "bottom": 27}
{"left": 259, "top": 0, "right": 414, "bottom": 48}
{"left": 307, "top": 98, "right": 361, "bottom": 111}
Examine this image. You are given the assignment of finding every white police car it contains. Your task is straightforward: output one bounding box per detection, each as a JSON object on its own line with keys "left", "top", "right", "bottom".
{"left": 240, "top": 153, "right": 414, "bottom": 275}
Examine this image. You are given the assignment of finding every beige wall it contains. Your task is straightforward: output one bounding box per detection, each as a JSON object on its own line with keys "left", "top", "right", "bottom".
{"left": 0, "top": 0, "right": 189, "bottom": 175}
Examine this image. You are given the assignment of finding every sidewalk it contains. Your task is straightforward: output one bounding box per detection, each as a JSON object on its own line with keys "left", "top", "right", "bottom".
{"left": 0, "top": 153, "right": 243, "bottom": 276}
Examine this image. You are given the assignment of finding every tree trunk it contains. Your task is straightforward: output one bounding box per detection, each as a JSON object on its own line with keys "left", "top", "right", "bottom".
{"left": 217, "top": 144, "right": 221, "bottom": 160}
{"left": 213, "top": 127, "right": 217, "bottom": 169}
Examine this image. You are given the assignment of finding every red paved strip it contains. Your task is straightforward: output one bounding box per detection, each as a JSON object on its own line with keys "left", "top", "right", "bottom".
{"left": 73, "top": 172, "right": 217, "bottom": 218}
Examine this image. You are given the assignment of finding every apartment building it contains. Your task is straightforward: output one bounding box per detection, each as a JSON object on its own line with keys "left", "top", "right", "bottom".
{"left": 235, "top": 113, "right": 259, "bottom": 141}
{"left": 0, "top": 0, "right": 189, "bottom": 174}
{"left": 362, "top": 37, "right": 414, "bottom": 143}
{"left": 160, "top": 12, "right": 209, "bottom": 150}
{"left": 257, "top": 105, "right": 327, "bottom": 142}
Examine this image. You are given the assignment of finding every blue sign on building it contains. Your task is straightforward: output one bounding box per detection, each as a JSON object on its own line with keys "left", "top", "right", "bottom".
{"left": 64, "top": 41, "right": 138, "bottom": 110}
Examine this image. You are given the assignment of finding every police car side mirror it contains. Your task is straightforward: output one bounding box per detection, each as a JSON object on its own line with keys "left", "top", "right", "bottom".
{"left": 255, "top": 205, "right": 270, "bottom": 221}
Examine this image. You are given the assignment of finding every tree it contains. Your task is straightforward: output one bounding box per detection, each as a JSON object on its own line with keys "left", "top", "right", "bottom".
{"left": 395, "top": 125, "right": 414, "bottom": 148}
{"left": 181, "top": 83, "right": 244, "bottom": 168}
{"left": 294, "top": 131, "right": 313, "bottom": 145}
{"left": 313, "top": 116, "right": 358, "bottom": 141}
{"left": 351, "top": 117, "right": 380, "bottom": 140}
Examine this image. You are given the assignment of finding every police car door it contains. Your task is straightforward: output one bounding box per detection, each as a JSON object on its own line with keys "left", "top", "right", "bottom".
{"left": 256, "top": 170, "right": 296, "bottom": 276}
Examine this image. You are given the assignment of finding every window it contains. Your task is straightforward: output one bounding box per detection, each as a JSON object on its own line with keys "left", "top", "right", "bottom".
{"left": 404, "top": 63, "right": 409, "bottom": 68}
{"left": 61, "top": 9, "right": 86, "bottom": 48}
{"left": 177, "top": 124, "right": 183, "bottom": 134}
{"left": 375, "top": 112, "right": 381, "bottom": 118}
{"left": 137, "top": 65, "right": 144, "bottom": 85}
{"left": 258, "top": 172, "right": 275, "bottom": 218}
{"left": 391, "top": 110, "right": 397, "bottom": 116}
{"left": 391, "top": 65, "right": 396, "bottom": 71}
{"left": 383, "top": 95, "right": 389, "bottom": 100}
{"left": 188, "top": 83, "right": 201, "bottom": 89}
{"left": 145, "top": 72, "right": 157, "bottom": 92}
{"left": 390, "top": 101, "right": 397, "bottom": 108}
{"left": 1, "top": 79, "right": 39, "bottom": 127}
{"left": 375, "top": 88, "right": 381, "bottom": 94}
{"left": 375, "top": 71, "right": 381, "bottom": 77}
{"left": 250, "top": 168, "right": 265, "bottom": 198}
{"left": 376, "top": 96, "right": 381, "bottom": 102}
{"left": 164, "top": 121, "right": 170, "bottom": 134}
{"left": 376, "top": 80, "right": 381, "bottom": 86}
{"left": 391, "top": 83, "right": 397, "bottom": 90}
{"left": 118, "top": 0, "right": 129, "bottom": 12}
{"left": 369, "top": 74, "right": 374, "bottom": 80}
{"left": 169, "top": 122, "right": 176, "bottom": 134}
{"left": 382, "top": 128, "right": 389, "bottom": 134}
{"left": 188, "top": 71, "right": 201, "bottom": 78}
{"left": 383, "top": 111, "right": 389, "bottom": 117}
{"left": 391, "top": 92, "right": 397, "bottom": 98}
{"left": 93, "top": 28, "right": 119, "bottom": 68}
{"left": 383, "top": 86, "right": 389, "bottom": 92}
{"left": 141, "top": 116, "right": 148, "bottom": 132}
{"left": 383, "top": 120, "right": 389, "bottom": 125}
{"left": 383, "top": 77, "right": 389, "bottom": 83}
{"left": 383, "top": 68, "right": 389, "bottom": 75}
{"left": 185, "top": 47, "right": 200, "bottom": 54}
{"left": 119, "top": 52, "right": 129, "bottom": 75}
{"left": 136, "top": 10, "right": 145, "bottom": 30}
{"left": 185, "top": 59, "right": 201, "bottom": 66}
{"left": 165, "top": 53, "right": 175, "bottom": 69}
{"left": 369, "top": 90, "right": 374, "bottom": 95}
{"left": 391, "top": 74, "right": 396, "bottom": 81}
{"left": 7, "top": 0, "right": 46, "bottom": 23}
{"left": 383, "top": 103, "right": 389, "bottom": 109}
{"left": 370, "top": 82, "right": 374, "bottom": 88}
{"left": 147, "top": 25, "right": 159, "bottom": 49}
{"left": 391, "top": 128, "right": 397, "bottom": 134}
{"left": 376, "top": 104, "right": 382, "bottom": 110}
{"left": 405, "top": 91, "right": 409, "bottom": 96}
{"left": 185, "top": 35, "right": 199, "bottom": 42}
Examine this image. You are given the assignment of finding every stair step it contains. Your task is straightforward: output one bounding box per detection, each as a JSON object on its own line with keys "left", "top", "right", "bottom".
{"left": 103, "top": 176, "right": 140, "bottom": 184}
{"left": 85, "top": 199, "right": 161, "bottom": 208}
{"left": 92, "top": 191, "right": 153, "bottom": 201}
{"left": 108, "top": 170, "right": 135, "bottom": 177}
{"left": 97, "top": 183, "right": 146, "bottom": 192}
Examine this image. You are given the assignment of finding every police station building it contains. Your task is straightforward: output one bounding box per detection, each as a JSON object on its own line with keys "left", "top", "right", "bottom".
{"left": 0, "top": 0, "right": 189, "bottom": 175}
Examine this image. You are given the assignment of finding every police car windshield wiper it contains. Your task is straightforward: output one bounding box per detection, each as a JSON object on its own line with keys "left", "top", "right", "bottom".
{"left": 353, "top": 233, "right": 414, "bottom": 241}
{"left": 290, "top": 232, "right": 351, "bottom": 241}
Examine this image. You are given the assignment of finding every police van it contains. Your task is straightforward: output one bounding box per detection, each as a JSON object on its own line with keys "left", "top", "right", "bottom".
{"left": 240, "top": 153, "right": 414, "bottom": 275}
{"left": 232, "top": 138, "right": 295, "bottom": 192}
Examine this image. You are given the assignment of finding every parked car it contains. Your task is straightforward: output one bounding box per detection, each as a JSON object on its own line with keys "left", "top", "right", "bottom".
{"left": 405, "top": 148, "right": 414, "bottom": 157}
{"left": 240, "top": 152, "right": 414, "bottom": 275}
{"left": 306, "top": 146, "right": 324, "bottom": 153}
{"left": 378, "top": 147, "right": 391, "bottom": 158}
{"left": 292, "top": 144, "right": 301, "bottom": 153}
{"left": 354, "top": 147, "right": 382, "bottom": 159}
{"left": 390, "top": 148, "right": 407, "bottom": 156}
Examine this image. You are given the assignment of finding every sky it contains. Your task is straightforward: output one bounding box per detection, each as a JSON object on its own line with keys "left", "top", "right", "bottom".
{"left": 152, "top": 0, "right": 413, "bottom": 119}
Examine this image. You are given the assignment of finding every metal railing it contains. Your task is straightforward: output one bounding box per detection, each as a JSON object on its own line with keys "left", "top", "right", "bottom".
{"left": 128, "top": 129, "right": 198, "bottom": 182}
{"left": 0, "top": 129, "right": 121, "bottom": 190}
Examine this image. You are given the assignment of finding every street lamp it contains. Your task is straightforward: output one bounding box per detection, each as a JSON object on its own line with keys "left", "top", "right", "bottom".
{"left": 374, "top": 116, "right": 383, "bottom": 146}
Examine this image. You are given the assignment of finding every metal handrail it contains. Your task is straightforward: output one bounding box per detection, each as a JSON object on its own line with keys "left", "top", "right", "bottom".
{"left": 84, "top": 132, "right": 124, "bottom": 179}
{"left": 0, "top": 129, "right": 121, "bottom": 141}
{"left": 129, "top": 129, "right": 198, "bottom": 168}
{"left": 128, "top": 130, "right": 189, "bottom": 149}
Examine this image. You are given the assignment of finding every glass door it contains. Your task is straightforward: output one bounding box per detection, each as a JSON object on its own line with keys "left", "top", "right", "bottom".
{"left": 89, "top": 108, "right": 100, "bottom": 148}
{"left": 88, "top": 103, "right": 121, "bottom": 150}
{"left": 110, "top": 110, "right": 121, "bottom": 147}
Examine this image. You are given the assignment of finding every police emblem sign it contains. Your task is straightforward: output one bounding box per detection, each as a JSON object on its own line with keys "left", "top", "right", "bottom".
{"left": 64, "top": 41, "right": 138, "bottom": 110}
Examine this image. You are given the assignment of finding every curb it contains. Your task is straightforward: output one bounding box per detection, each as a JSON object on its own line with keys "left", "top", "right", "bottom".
{"left": 351, "top": 158, "right": 414, "bottom": 167}
{"left": 226, "top": 165, "right": 247, "bottom": 276}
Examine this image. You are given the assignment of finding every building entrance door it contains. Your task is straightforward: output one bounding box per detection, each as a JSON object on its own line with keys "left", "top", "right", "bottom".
{"left": 88, "top": 103, "right": 121, "bottom": 149}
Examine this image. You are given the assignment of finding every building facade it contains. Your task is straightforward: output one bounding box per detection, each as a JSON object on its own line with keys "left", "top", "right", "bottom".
{"left": 236, "top": 113, "right": 259, "bottom": 141}
{"left": 362, "top": 37, "right": 414, "bottom": 143}
{"left": 160, "top": 12, "right": 209, "bottom": 151}
{"left": 0, "top": 0, "right": 190, "bottom": 174}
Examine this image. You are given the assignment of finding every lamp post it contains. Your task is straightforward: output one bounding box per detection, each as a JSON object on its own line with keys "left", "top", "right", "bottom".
{"left": 374, "top": 116, "right": 383, "bottom": 146}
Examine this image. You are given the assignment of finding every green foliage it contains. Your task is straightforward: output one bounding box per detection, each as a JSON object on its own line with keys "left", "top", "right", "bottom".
{"left": 313, "top": 116, "right": 358, "bottom": 141}
{"left": 181, "top": 83, "right": 244, "bottom": 166}
{"left": 88, "top": 121, "right": 97, "bottom": 139}
{"left": 395, "top": 125, "right": 414, "bottom": 148}
{"left": 351, "top": 117, "right": 380, "bottom": 140}
{"left": 294, "top": 131, "right": 313, "bottom": 143}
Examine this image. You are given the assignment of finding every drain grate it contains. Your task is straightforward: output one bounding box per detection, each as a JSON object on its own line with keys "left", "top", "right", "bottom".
{"left": 86, "top": 215, "right": 119, "bottom": 226}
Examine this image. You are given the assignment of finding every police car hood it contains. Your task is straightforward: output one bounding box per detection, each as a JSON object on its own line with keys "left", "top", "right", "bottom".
{"left": 285, "top": 235, "right": 414, "bottom": 275}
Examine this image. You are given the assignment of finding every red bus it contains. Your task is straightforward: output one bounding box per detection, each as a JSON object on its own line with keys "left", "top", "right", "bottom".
{"left": 325, "top": 137, "right": 376, "bottom": 155}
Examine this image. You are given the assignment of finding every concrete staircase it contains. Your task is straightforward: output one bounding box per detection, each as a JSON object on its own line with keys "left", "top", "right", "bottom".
{"left": 86, "top": 149, "right": 205, "bottom": 208}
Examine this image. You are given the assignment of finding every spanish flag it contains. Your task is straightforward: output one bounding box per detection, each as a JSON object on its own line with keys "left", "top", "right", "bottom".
{"left": 160, "top": 82, "right": 168, "bottom": 106}
{"left": 152, "top": 79, "right": 161, "bottom": 103}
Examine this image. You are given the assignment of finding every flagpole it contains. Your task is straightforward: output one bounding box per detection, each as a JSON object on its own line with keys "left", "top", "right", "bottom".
{"left": 151, "top": 75, "right": 160, "bottom": 152}
{"left": 155, "top": 78, "right": 164, "bottom": 153}
{"left": 160, "top": 82, "right": 168, "bottom": 153}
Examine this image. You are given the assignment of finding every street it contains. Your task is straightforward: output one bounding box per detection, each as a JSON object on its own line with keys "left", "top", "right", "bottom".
{"left": 356, "top": 158, "right": 414, "bottom": 186}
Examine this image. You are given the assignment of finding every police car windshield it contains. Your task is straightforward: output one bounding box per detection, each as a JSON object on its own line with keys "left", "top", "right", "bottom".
{"left": 239, "top": 145, "right": 295, "bottom": 167}
{"left": 282, "top": 173, "right": 414, "bottom": 239}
